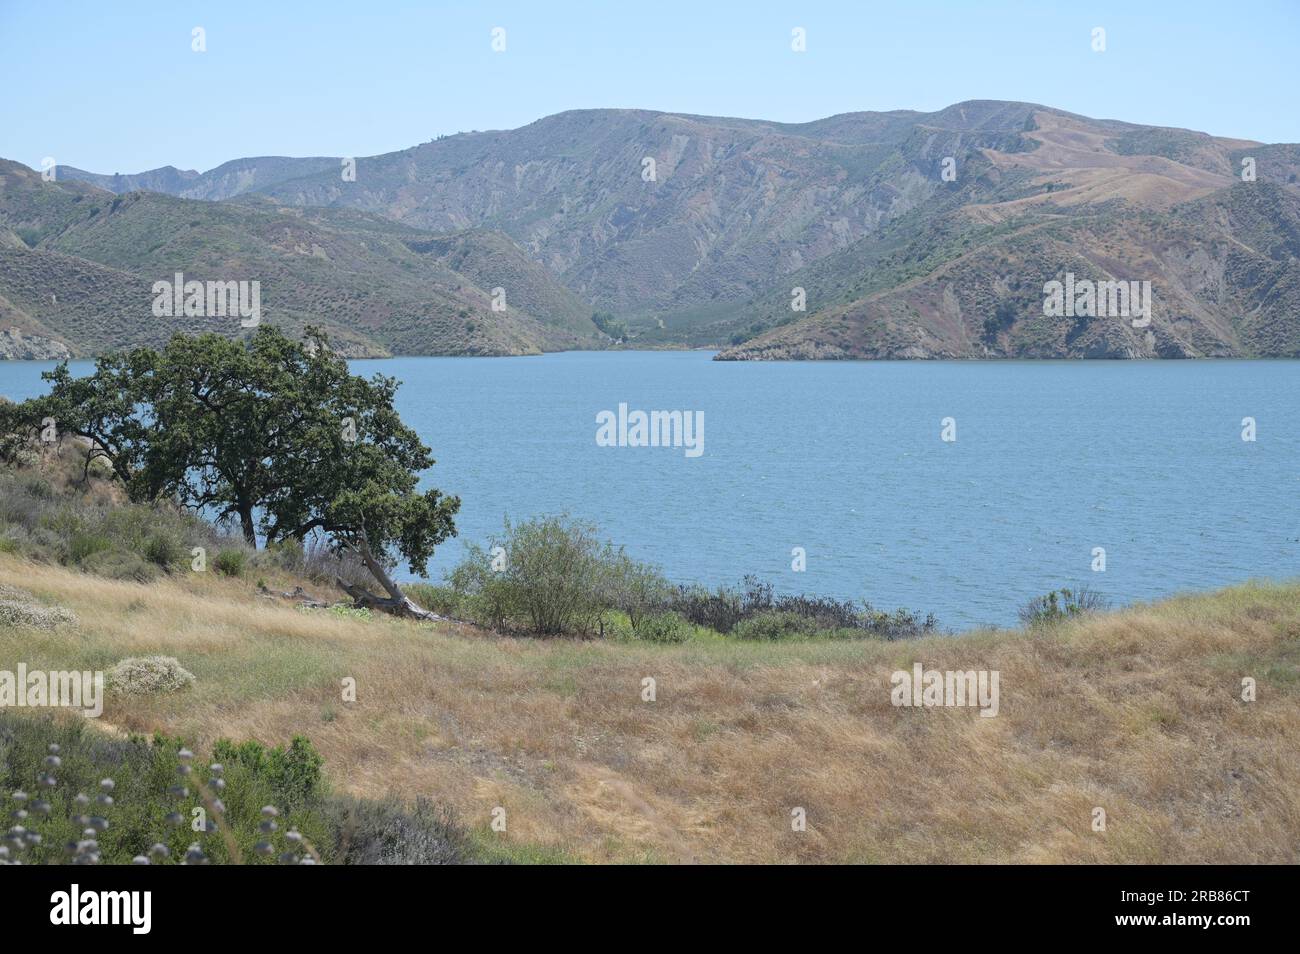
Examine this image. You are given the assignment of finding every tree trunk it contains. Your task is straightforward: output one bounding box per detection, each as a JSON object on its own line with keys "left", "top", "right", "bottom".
{"left": 339, "top": 531, "right": 441, "bottom": 621}
{"left": 238, "top": 502, "right": 257, "bottom": 548}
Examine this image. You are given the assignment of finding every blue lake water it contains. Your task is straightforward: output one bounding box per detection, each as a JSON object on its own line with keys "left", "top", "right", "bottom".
{"left": 3, "top": 351, "right": 1297, "bottom": 629}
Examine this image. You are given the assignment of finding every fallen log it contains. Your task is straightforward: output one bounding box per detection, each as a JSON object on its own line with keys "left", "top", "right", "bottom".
{"left": 337, "top": 579, "right": 444, "bottom": 621}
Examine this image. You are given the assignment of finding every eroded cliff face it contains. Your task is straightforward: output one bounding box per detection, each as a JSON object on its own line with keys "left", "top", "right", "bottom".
{"left": 0, "top": 327, "right": 72, "bottom": 360}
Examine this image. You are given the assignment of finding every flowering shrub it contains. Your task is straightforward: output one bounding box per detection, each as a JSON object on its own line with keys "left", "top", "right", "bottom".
{"left": 107, "top": 656, "right": 196, "bottom": 696}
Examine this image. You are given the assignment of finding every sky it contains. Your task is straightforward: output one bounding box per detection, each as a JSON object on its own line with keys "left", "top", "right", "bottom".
{"left": 2, "top": 0, "right": 1297, "bottom": 174}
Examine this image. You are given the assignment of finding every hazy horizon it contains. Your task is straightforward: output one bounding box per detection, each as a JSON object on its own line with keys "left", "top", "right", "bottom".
{"left": 18, "top": 97, "right": 1288, "bottom": 179}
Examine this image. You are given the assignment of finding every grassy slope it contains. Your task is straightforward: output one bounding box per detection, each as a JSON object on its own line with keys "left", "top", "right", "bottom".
{"left": 3, "top": 553, "right": 1297, "bottom": 863}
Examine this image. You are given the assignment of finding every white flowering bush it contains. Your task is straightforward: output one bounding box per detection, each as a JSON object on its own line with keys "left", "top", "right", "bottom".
{"left": 107, "top": 656, "right": 196, "bottom": 696}
{"left": 0, "top": 583, "right": 79, "bottom": 629}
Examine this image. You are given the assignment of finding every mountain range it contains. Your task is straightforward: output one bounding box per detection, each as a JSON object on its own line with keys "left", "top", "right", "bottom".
{"left": 2, "top": 100, "right": 1297, "bottom": 360}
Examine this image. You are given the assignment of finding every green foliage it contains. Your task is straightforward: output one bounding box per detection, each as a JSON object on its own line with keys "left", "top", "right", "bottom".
{"left": 0, "top": 712, "right": 482, "bottom": 865}
{"left": 326, "top": 604, "right": 372, "bottom": 621}
{"left": 601, "top": 552, "right": 671, "bottom": 633}
{"left": 0, "top": 714, "right": 328, "bottom": 865}
{"left": 13, "top": 225, "right": 42, "bottom": 247}
{"left": 0, "top": 326, "right": 460, "bottom": 600}
{"left": 264, "top": 536, "right": 304, "bottom": 569}
{"left": 402, "top": 582, "right": 462, "bottom": 617}
{"left": 671, "top": 575, "right": 938, "bottom": 640}
{"left": 69, "top": 531, "right": 112, "bottom": 564}
{"left": 211, "top": 736, "right": 324, "bottom": 814}
{"left": 448, "top": 553, "right": 518, "bottom": 631}
{"left": 143, "top": 532, "right": 183, "bottom": 568}
{"left": 855, "top": 605, "right": 941, "bottom": 640}
{"left": 0, "top": 454, "right": 244, "bottom": 580}
{"left": 447, "top": 516, "right": 940, "bottom": 642}
{"left": 670, "top": 582, "right": 746, "bottom": 633}
{"left": 449, "top": 515, "right": 621, "bottom": 636}
{"left": 22, "top": 476, "right": 55, "bottom": 501}
{"left": 730, "top": 608, "right": 930, "bottom": 642}
{"left": 591, "top": 311, "right": 628, "bottom": 341}
{"left": 1018, "top": 587, "right": 1108, "bottom": 627}
{"left": 732, "top": 610, "right": 825, "bottom": 641}
{"left": 79, "top": 549, "right": 159, "bottom": 582}
{"left": 213, "top": 548, "right": 246, "bottom": 577}
{"left": 632, "top": 611, "right": 692, "bottom": 644}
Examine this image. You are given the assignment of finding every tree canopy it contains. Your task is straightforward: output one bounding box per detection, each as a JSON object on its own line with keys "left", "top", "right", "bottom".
{"left": 1, "top": 326, "right": 459, "bottom": 617}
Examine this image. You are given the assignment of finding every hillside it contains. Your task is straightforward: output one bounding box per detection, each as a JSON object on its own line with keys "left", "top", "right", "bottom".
{"left": 60, "top": 155, "right": 341, "bottom": 201}
{"left": 0, "top": 159, "right": 603, "bottom": 357}
{"left": 0, "top": 431, "right": 1296, "bottom": 864}
{"left": 36, "top": 100, "right": 1300, "bottom": 359}
{"left": 3, "top": 551, "right": 1297, "bottom": 863}
{"left": 61, "top": 104, "right": 1027, "bottom": 322}
{"left": 716, "top": 181, "right": 1300, "bottom": 360}
{"left": 717, "top": 111, "right": 1300, "bottom": 359}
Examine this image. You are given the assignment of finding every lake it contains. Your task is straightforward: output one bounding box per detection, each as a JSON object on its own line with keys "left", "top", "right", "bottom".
{"left": 3, "top": 351, "right": 1297, "bottom": 629}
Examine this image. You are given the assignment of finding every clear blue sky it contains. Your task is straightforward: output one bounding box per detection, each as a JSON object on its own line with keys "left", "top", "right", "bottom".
{"left": 2, "top": 0, "right": 1296, "bottom": 174}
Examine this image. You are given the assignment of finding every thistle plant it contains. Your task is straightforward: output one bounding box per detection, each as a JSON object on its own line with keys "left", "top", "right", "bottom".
{"left": 1, "top": 737, "right": 321, "bottom": 865}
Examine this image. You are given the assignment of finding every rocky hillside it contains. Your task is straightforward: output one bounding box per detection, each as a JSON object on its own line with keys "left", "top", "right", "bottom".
{"left": 29, "top": 100, "right": 1300, "bottom": 359}
{"left": 54, "top": 103, "right": 1048, "bottom": 321}
{"left": 716, "top": 110, "right": 1300, "bottom": 359}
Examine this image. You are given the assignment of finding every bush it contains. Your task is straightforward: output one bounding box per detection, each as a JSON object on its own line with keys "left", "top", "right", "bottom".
{"left": 670, "top": 582, "right": 745, "bottom": 633}
{"left": 0, "top": 451, "right": 246, "bottom": 579}
{"left": 1018, "top": 588, "right": 1108, "bottom": 627}
{"left": 603, "top": 553, "right": 671, "bottom": 632}
{"left": 448, "top": 516, "right": 679, "bottom": 638}
{"left": 263, "top": 536, "right": 305, "bottom": 571}
{"left": 766, "top": 593, "right": 864, "bottom": 630}
{"left": 214, "top": 548, "right": 246, "bottom": 577}
{"left": 403, "top": 582, "right": 462, "bottom": 617}
{"left": 856, "top": 605, "right": 939, "bottom": 640}
{"left": 143, "top": 532, "right": 183, "bottom": 569}
{"left": 448, "top": 558, "right": 518, "bottom": 630}
{"left": 633, "top": 611, "right": 692, "bottom": 644}
{"left": 325, "top": 795, "right": 468, "bottom": 865}
{"left": 449, "top": 515, "right": 617, "bottom": 636}
{"left": 0, "top": 713, "right": 335, "bottom": 865}
{"left": 670, "top": 575, "right": 938, "bottom": 640}
{"left": 211, "top": 736, "right": 324, "bottom": 814}
{"left": 0, "top": 582, "right": 31, "bottom": 601}
{"left": 68, "top": 531, "right": 112, "bottom": 564}
{"left": 107, "top": 656, "right": 196, "bottom": 695}
{"left": 502, "top": 516, "right": 612, "bottom": 635}
{"left": 23, "top": 476, "right": 55, "bottom": 501}
{"left": 732, "top": 610, "right": 823, "bottom": 641}
{"left": 79, "top": 548, "right": 159, "bottom": 582}
{"left": 0, "top": 599, "right": 78, "bottom": 629}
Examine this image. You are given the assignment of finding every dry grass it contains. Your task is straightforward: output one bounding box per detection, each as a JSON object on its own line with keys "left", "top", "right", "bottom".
{"left": 2, "top": 553, "right": 1298, "bottom": 864}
